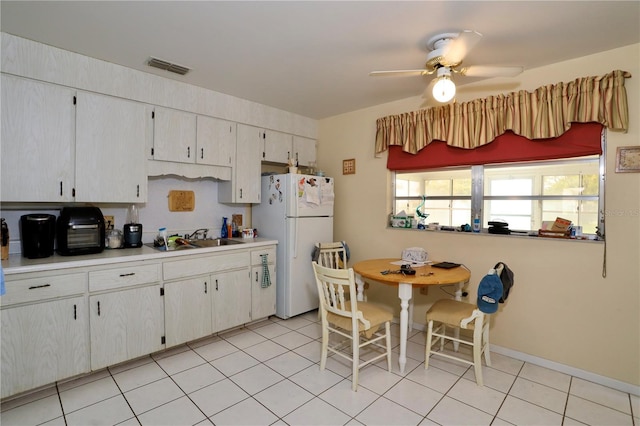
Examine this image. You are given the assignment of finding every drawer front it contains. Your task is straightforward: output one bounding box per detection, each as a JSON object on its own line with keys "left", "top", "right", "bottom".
{"left": 164, "top": 251, "right": 249, "bottom": 281}
{"left": 1, "top": 273, "right": 86, "bottom": 306}
{"left": 89, "top": 264, "right": 160, "bottom": 292}
{"left": 251, "top": 247, "right": 276, "bottom": 265}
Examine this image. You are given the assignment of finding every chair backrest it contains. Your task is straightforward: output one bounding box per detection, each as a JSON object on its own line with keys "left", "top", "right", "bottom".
{"left": 317, "top": 242, "right": 347, "bottom": 269}
{"left": 312, "top": 261, "right": 369, "bottom": 329}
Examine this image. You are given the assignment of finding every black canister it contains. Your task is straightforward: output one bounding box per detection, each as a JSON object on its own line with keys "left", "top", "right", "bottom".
{"left": 20, "top": 214, "right": 56, "bottom": 259}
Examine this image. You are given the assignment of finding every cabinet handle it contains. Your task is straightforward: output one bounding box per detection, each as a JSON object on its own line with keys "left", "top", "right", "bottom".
{"left": 200, "top": 148, "right": 204, "bottom": 159}
{"left": 97, "top": 301, "right": 101, "bottom": 316}
{"left": 187, "top": 146, "right": 191, "bottom": 158}
{"left": 239, "top": 188, "right": 243, "bottom": 199}
{"left": 136, "top": 185, "right": 140, "bottom": 197}
{"left": 204, "top": 281, "right": 208, "bottom": 294}
{"left": 119, "top": 273, "right": 135, "bottom": 277}
{"left": 288, "top": 151, "right": 291, "bottom": 160}
{"left": 73, "top": 304, "right": 77, "bottom": 320}
{"left": 296, "top": 152, "right": 299, "bottom": 161}
{"left": 255, "top": 272, "right": 259, "bottom": 282}
{"left": 60, "top": 182, "right": 63, "bottom": 196}
{"left": 28, "top": 284, "right": 51, "bottom": 290}
{"left": 215, "top": 279, "right": 219, "bottom": 291}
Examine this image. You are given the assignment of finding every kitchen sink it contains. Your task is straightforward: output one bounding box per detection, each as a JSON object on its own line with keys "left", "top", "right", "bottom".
{"left": 189, "top": 238, "right": 244, "bottom": 248}
{"left": 145, "top": 238, "right": 244, "bottom": 251}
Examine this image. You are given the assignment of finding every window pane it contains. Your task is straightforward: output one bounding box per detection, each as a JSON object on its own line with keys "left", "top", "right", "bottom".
{"left": 543, "top": 175, "right": 580, "bottom": 195}
{"left": 425, "top": 179, "right": 451, "bottom": 196}
{"left": 485, "top": 200, "right": 533, "bottom": 230}
{"left": 395, "top": 180, "right": 408, "bottom": 197}
{"left": 453, "top": 178, "right": 471, "bottom": 196}
{"left": 488, "top": 178, "right": 533, "bottom": 196}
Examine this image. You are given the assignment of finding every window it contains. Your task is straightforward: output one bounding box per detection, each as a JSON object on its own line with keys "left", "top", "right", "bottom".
{"left": 393, "top": 155, "right": 604, "bottom": 236}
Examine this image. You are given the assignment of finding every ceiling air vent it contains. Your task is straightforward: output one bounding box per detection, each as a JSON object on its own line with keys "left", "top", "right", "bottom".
{"left": 147, "top": 57, "right": 190, "bottom": 75}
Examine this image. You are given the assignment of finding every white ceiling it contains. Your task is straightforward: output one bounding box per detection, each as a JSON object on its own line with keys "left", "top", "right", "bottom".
{"left": 1, "top": 1, "right": 639, "bottom": 120}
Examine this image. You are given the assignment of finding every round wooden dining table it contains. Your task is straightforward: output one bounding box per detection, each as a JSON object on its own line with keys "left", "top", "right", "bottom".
{"left": 352, "top": 258, "right": 471, "bottom": 373}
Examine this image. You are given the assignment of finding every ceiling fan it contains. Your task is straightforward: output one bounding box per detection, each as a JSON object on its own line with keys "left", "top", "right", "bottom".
{"left": 370, "top": 30, "right": 523, "bottom": 103}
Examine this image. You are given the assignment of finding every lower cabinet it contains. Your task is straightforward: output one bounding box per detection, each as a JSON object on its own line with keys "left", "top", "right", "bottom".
{"left": 212, "top": 269, "right": 251, "bottom": 332}
{"left": 0, "top": 243, "right": 277, "bottom": 398}
{"left": 251, "top": 247, "right": 277, "bottom": 321}
{"left": 89, "top": 284, "right": 164, "bottom": 370}
{"left": 163, "top": 244, "right": 277, "bottom": 348}
{"left": 88, "top": 262, "right": 164, "bottom": 371}
{"left": 164, "top": 277, "right": 212, "bottom": 347}
{"left": 1, "top": 296, "right": 89, "bottom": 398}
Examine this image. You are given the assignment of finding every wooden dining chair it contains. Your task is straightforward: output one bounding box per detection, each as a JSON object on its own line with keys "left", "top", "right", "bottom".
{"left": 312, "top": 261, "right": 392, "bottom": 391}
{"left": 424, "top": 267, "right": 505, "bottom": 386}
{"left": 316, "top": 242, "right": 369, "bottom": 300}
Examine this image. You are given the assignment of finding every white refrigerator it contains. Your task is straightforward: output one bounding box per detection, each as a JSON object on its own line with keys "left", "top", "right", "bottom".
{"left": 252, "top": 174, "right": 334, "bottom": 319}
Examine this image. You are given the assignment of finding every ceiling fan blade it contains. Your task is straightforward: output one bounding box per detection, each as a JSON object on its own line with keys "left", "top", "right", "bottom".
{"left": 441, "top": 30, "right": 482, "bottom": 66}
{"left": 458, "top": 65, "right": 524, "bottom": 78}
{"left": 369, "top": 69, "right": 429, "bottom": 77}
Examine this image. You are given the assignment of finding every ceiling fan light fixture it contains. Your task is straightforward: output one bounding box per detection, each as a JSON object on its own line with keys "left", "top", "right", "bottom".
{"left": 432, "top": 68, "right": 456, "bottom": 102}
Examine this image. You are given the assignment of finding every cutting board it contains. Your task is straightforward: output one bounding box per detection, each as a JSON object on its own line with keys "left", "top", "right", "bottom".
{"left": 168, "top": 190, "right": 195, "bottom": 212}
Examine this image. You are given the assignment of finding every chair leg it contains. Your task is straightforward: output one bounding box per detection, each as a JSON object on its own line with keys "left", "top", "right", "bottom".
{"left": 483, "top": 322, "right": 491, "bottom": 367}
{"left": 472, "top": 320, "right": 484, "bottom": 386}
{"left": 352, "top": 330, "right": 359, "bottom": 391}
{"left": 424, "top": 320, "right": 433, "bottom": 369}
{"left": 320, "top": 323, "right": 328, "bottom": 371}
{"left": 385, "top": 321, "right": 392, "bottom": 372}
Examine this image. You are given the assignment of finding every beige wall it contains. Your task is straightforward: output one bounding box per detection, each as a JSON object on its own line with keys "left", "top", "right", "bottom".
{"left": 318, "top": 44, "right": 640, "bottom": 388}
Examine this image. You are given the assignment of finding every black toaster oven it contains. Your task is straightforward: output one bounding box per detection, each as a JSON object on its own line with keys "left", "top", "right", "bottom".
{"left": 57, "top": 207, "right": 105, "bottom": 256}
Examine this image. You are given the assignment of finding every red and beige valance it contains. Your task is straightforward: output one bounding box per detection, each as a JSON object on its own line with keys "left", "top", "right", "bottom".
{"left": 375, "top": 70, "right": 631, "bottom": 167}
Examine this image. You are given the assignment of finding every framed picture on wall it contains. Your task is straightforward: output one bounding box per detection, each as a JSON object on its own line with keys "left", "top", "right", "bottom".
{"left": 615, "top": 146, "right": 640, "bottom": 173}
{"left": 342, "top": 158, "right": 356, "bottom": 175}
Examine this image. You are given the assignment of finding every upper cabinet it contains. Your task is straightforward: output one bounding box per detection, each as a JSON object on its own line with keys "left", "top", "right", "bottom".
{"left": 152, "top": 108, "right": 236, "bottom": 168}
{"left": 293, "top": 136, "right": 317, "bottom": 168}
{"left": 219, "top": 124, "right": 261, "bottom": 203}
{"left": 1, "top": 74, "right": 76, "bottom": 202}
{"left": 1, "top": 74, "right": 149, "bottom": 203}
{"left": 152, "top": 107, "right": 197, "bottom": 163}
{"left": 75, "top": 92, "right": 149, "bottom": 203}
{"left": 261, "top": 129, "right": 293, "bottom": 164}
{"left": 260, "top": 131, "right": 317, "bottom": 167}
{"left": 196, "top": 116, "right": 236, "bottom": 167}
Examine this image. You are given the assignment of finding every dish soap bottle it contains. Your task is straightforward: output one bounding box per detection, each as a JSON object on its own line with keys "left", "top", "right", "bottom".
{"left": 221, "top": 217, "right": 228, "bottom": 238}
{"left": 473, "top": 214, "right": 481, "bottom": 233}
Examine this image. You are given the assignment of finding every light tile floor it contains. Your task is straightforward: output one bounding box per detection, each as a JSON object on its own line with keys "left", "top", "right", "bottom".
{"left": 2, "top": 310, "right": 638, "bottom": 426}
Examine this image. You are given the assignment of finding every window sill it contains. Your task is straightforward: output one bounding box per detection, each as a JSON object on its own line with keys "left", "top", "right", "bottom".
{"left": 387, "top": 226, "right": 603, "bottom": 242}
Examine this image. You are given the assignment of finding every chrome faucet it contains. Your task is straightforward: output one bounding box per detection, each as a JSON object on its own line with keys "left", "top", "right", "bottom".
{"left": 186, "top": 228, "right": 209, "bottom": 240}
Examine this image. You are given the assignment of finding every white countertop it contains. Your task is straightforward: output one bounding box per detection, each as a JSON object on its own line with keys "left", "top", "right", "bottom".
{"left": 1, "top": 238, "right": 278, "bottom": 275}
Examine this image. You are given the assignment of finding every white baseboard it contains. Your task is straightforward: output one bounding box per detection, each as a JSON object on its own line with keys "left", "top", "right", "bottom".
{"left": 407, "top": 320, "right": 639, "bottom": 396}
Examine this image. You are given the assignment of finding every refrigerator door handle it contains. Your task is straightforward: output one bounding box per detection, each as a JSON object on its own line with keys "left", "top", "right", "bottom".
{"left": 293, "top": 217, "right": 299, "bottom": 259}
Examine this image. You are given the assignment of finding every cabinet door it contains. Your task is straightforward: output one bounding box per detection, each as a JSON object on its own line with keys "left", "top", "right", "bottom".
{"left": 1, "top": 74, "right": 75, "bottom": 202}
{"left": 262, "top": 129, "right": 292, "bottom": 164}
{"left": 1, "top": 297, "right": 89, "bottom": 398}
{"left": 164, "top": 277, "right": 213, "bottom": 347}
{"left": 251, "top": 263, "right": 276, "bottom": 320}
{"left": 293, "top": 136, "right": 317, "bottom": 168}
{"left": 152, "top": 106, "right": 196, "bottom": 163}
{"left": 196, "top": 116, "right": 235, "bottom": 167}
{"left": 90, "top": 285, "right": 164, "bottom": 370}
{"left": 75, "top": 92, "right": 149, "bottom": 202}
{"left": 212, "top": 269, "right": 251, "bottom": 332}
{"left": 232, "top": 124, "right": 262, "bottom": 203}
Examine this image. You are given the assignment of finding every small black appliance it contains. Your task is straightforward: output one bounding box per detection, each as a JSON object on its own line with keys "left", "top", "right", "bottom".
{"left": 57, "top": 207, "right": 105, "bottom": 256}
{"left": 123, "top": 204, "right": 142, "bottom": 248}
{"left": 123, "top": 223, "right": 143, "bottom": 248}
{"left": 20, "top": 214, "right": 56, "bottom": 259}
